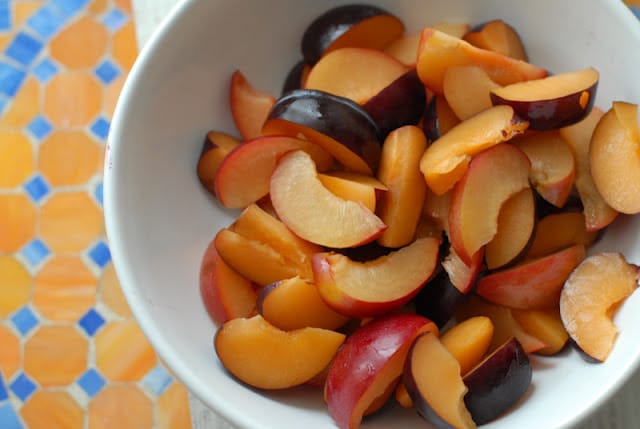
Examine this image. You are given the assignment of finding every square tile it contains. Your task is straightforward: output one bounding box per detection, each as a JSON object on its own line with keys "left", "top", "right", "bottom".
{"left": 77, "top": 368, "right": 105, "bottom": 397}
{"left": 0, "top": 0, "right": 10, "bottom": 32}
{"left": 21, "top": 239, "right": 51, "bottom": 267}
{"left": 33, "top": 59, "right": 59, "bottom": 83}
{"left": 94, "top": 182, "right": 103, "bottom": 206}
{"left": 143, "top": 364, "right": 173, "bottom": 396}
{"left": 23, "top": 175, "right": 51, "bottom": 203}
{"left": 90, "top": 117, "right": 110, "bottom": 140}
{"left": 102, "top": 8, "right": 128, "bottom": 32}
{"left": 95, "top": 60, "right": 120, "bottom": 85}
{"left": 52, "top": 0, "right": 91, "bottom": 20}
{"left": 4, "top": 32, "right": 44, "bottom": 67}
{"left": 27, "top": 6, "right": 65, "bottom": 40}
{"left": 0, "top": 373, "right": 7, "bottom": 401}
{"left": 0, "top": 403, "right": 22, "bottom": 429}
{"left": 78, "top": 308, "right": 106, "bottom": 336}
{"left": 9, "top": 373, "right": 36, "bottom": 402}
{"left": 10, "top": 307, "right": 39, "bottom": 336}
{"left": 88, "top": 241, "right": 111, "bottom": 268}
{"left": 27, "top": 116, "right": 53, "bottom": 140}
{"left": 0, "top": 62, "right": 27, "bottom": 97}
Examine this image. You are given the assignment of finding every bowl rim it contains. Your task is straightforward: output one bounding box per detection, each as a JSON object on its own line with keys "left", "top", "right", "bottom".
{"left": 104, "top": 1, "right": 640, "bottom": 428}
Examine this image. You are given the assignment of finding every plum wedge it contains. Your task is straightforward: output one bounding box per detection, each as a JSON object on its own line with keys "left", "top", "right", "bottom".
{"left": 270, "top": 150, "right": 386, "bottom": 248}
{"left": 230, "top": 70, "right": 276, "bottom": 140}
{"left": 313, "top": 236, "right": 440, "bottom": 317}
{"left": 490, "top": 68, "right": 599, "bottom": 130}
{"left": 560, "top": 252, "right": 639, "bottom": 362}
{"left": 420, "top": 105, "right": 529, "bottom": 196}
{"left": 262, "top": 89, "right": 381, "bottom": 174}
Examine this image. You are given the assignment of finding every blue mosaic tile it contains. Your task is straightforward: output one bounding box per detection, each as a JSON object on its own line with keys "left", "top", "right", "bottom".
{"left": 11, "top": 307, "right": 39, "bottom": 336}
{"left": 33, "top": 58, "right": 58, "bottom": 83}
{"left": 0, "top": 62, "right": 27, "bottom": 97}
{"left": 0, "top": 0, "right": 10, "bottom": 32}
{"left": 0, "top": 403, "right": 23, "bottom": 429}
{"left": 22, "top": 239, "right": 51, "bottom": 267}
{"left": 77, "top": 368, "right": 106, "bottom": 397}
{"left": 632, "top": 6, "right": 640, "bottom": 19}
{"left": 0, "top": 373, "right": 8, "bottom": 402}
{"left": 52, "top": 0, "right": 90, "bottom": 20}
{"left": 94, "top": 182, "right": 103, "bottom": 206}
{"left": 102, "top": 8, "right": 128, "bottom": 32}
{"left": 88, "top": 241, "right": 111, "bottom": 268}
{"left": 95, "top": 60, "right": 120, "bottom": 85}
{"left": 143, "top": 364, "right": 173, "bottom": 396}
{"left": 90, "top": 117, "right": 110, "bottom": 140}
{"left": 23, "top": 175, "right": 51, "bottom": 203}
{"left": 4, "top": 32, "right": 44, "bottom": 67}
{"left": 27, "top": 115, "right": 53, "bottom": 140}
{"left": 78, "top": 308, "right": 106, "bottom": 336}
{"left": 0, "top": 95, "right": 7, "bottom": 116}
{"left": 27, "top": 5, "right": 65, "bottom": 40}
{"left": 9, "top": 374, "right": 36, "bottom": 402}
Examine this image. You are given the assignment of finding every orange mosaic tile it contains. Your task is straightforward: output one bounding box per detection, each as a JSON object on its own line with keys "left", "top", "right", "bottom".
{"left": 21, "top": 390, "right": 84, "bottom": 429}
{"left": 44, "top": 71, "right": 103, "bottom": 128}
{"left": 88, "top": 384, "right": 154, "bottom": 429}
{"left": 0, "top": 78, "right": 39, "bottom": 128}
{"left": 0, "top": 255, "right": 31, "bottom": 318}
{"left": 95, "top": 319, "right": 157, "bottom": 382}
{"left": 24, "top": 325, "right": 88, "bottom": 387}
{"left": 157, "top": 383, "right": 193, "bottom": 429}
{"left": 100, "top": 263, "right": 132, "bottom": 318}
{"left": 50, "top": 16, "right": 108, "bottom": 69}
{"left": 39, "top": 130, "right": 102, "bottom": 186}
{"left": 33, "top": 256, "right": 97, "bottom": 322}
{"left": 112, "top": 21, "right": 138, "bottom": 70}
{"left": 0, "top": 194, "right": 36, "bottom": 252}
{"left": 0, "top": 1, "right": 194, "bottom": 427}
{"left": 0, "top": 130, "right": 34, "bottom": 187}
{"left": 40, "top": 191, "right": 104, "bottom": 253}
{"left": 0, "top": 325, "right": 20, "bottom": 380}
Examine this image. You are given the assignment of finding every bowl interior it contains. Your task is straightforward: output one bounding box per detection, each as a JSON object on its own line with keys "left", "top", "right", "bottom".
{"left": 104, "top": 0, "right": 640, "bottom": 428}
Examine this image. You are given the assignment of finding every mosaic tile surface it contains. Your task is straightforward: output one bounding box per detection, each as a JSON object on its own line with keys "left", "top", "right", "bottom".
{"left": 0, "top": 1, "right": 192, "bottom": 428}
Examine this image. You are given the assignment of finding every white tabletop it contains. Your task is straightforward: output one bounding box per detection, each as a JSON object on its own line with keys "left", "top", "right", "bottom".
{"left": 129, "top": 1, "right": 640, "bottom": 427}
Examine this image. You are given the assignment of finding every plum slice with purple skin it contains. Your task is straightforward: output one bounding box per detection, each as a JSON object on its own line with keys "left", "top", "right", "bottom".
{"left": 463, "top": 337, "right": 532, "bottom": 425}
{"left": 262, "top": 89, "right": 381, "bottom": 175}
{"left": 301, "top": 4, "right": 404, "bottom": 65}
{"left": 490, "top": 67, "right": 599, "bottom": 130}
{"left": 362, "top": 69, "right": 426, "bottom": 138}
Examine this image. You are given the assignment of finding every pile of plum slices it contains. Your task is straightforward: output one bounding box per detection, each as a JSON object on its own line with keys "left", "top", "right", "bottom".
{"left": 197, "top": 4, "right": 640, "bottom": 429}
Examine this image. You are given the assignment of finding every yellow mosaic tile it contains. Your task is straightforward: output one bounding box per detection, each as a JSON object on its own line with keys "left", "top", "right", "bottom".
{"left": 50, "top": 16, "right": 109, "bottom": 69}
{"left": 88, "top": 384, "right": 154, "bottom": 429}
{"left": 0, "top": 194, "right": 36, "bottom": 252}
{"left": 21, "top": 391, "right": 84, "bottom": 429}
{"left": 0, "top": 1, "right": 193, "bottom": 427}
{"left": 24, "top": 325, "right": 88, "bottom": 387}
{"left": 95, "top": 319, "right": 157, "bottom": 381}
{"left": 39, "top": 130, "right": 102, "bottom": 186}
{"left": 40, "top": 191, "right": 104, "bottom": 253}
{"left": 0, "top": 325, "right": 21, "bottom": 380}
{"left": 0, "top": 255, "right": 31, "bottom": 318}
{"left": 44, "top": 71, "right": 103, "bottom": 127}
{"left": 33, "top": 256, "right": 97, "bottom": 322}
{"left": 0, "top": 130, "right": 34, "bottom": 187}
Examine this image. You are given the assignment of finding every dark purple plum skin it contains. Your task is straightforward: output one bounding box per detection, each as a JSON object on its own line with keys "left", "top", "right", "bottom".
{"left": 490, "top": 82, "right": 598, "bottom": 131}
{"left": 414, "top": 269, "right": 467, "bottom": 329}
{"left": 264, "top": 89, "right": 382, "bottom": 172}
{"left": 363, "top": 69, "right": 427, "bottom": 138}
{"left": 463, "top": 338, "right": 532, "bottom": 425}
{"left": 281, "top": 59, "right": 308, "bottom": 95}
{"left": 301, "top": 4, "right": 395, "bottom": 65}
{"left": 423, "top": 96, "right": 446, "bottom": 144}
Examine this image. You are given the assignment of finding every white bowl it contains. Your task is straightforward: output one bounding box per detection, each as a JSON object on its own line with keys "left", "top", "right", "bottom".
{"left": 104, "top": 1, "right": 640, "bottom": 428}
